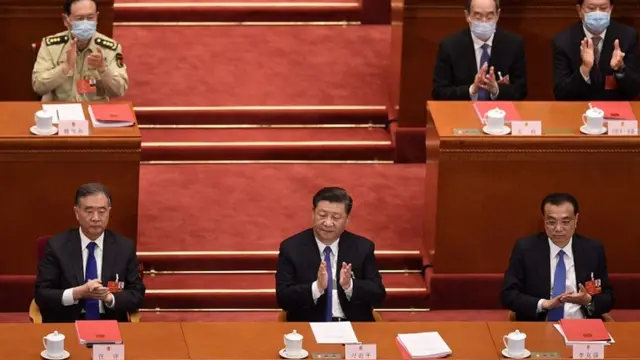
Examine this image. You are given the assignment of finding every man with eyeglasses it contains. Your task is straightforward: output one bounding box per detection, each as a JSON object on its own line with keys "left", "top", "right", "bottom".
{"left": 32, "top": 0, "right": 129, "bottom": 101}
{"left": 34, "top": 183, "right": 145, "bottom": 322}
{"left": 553, "top": 0, "right": 640, "bottom": 100}
{"left": 501, "top": 193, "right": 613, "bottom": 321}
{"left": 432, "top": 0, "right": 527, "bottom": 101}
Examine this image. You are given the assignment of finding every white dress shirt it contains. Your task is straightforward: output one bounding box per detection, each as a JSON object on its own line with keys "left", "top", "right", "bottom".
{"left": 536, "top": 238, "right": 584, "bottom": 319}
{"left": 580, "top": 27, "right": 607, "bottom": 83}
{"left": 469, "top": 32, "right": 499, "bottom": 100}
{"left": 311, "top": 237, "right": 353, "bottom": 319}
{"left": 61, "top": 228, "right": 115, "bottom": 313}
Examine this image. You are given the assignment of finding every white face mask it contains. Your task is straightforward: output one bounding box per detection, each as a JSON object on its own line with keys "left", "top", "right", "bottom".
{"left": 470, "top": 20, "right": 496, "bottom": 40}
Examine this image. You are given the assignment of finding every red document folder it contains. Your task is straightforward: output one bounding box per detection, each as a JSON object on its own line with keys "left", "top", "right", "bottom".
{"left": 559, "top": 319, "right": 610, "bottom": 342}
{"left": 75, "top": 320, "right": 123, "bottom": 345}
{"left": 473, "top": 101, "right": 522, "bottom": 122}
{"left": 90, "top": 104, "right": 135, "bottom": 122}
{"left": 589, "top": 101, "right": 637, "bottom": 120}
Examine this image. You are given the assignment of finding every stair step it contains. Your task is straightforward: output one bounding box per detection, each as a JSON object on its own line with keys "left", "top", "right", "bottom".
{"left": 134, "top": 106, "right": 388, "bottom": 126}
{"left": 143, "top": 273, "right": 428, "bottom": 309}
{"left": 114, "top": 25, "right": 389, "bottom": 108}
{"left": 114, "top": 0, "right": 362, "bottom": 23}
{"left": 138, "top": 250, "right": 423, "bottom": 271}
{"left": 140, "top": 128, "right": 394, "bottom": 161}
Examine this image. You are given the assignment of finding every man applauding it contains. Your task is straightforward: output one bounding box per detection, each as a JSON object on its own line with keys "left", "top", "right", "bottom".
{"left": 276, "top": 187, "right": 386, "bottom": 322}
{"left": 553, "top": 0, "right": 640, "bottom": 100}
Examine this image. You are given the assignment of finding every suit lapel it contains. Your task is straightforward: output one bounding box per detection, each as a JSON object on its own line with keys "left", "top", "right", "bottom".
{"left": 69, "top": 230, "right": 85, "bottom": 285}
{"left": 336, "top": 232, "right": 353, "bottom": 282}
{"left": 101, "top": 231, "right": 116, "bottom": 285}
{"left": 489, "top": 29, "right": 503, "bottom": 72}
{"left": 537, "top": 234, "right": 552, "bottom": 297}
{"left": 463, "top": 30, "right": 479, "bottom": 81}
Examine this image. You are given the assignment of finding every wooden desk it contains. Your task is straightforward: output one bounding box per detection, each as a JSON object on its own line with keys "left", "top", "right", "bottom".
{"left": 488, "top": 322, "right": 640, "bottom": 359}
{"left": 426, "top": 101, "right": 640, "bottom": 274}
{"left": 0, "top": 322, "right": 188, "bottom": 359}
{"left": 0, "top": 102, "right": 141, "bottom": 274}
{"left": 181, "top": 322, "right": 498, "bottom": 359}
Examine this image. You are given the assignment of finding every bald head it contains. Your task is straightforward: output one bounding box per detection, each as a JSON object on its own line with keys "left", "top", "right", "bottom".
{"left": 466, "top": 0, "right": 500, "bottom": 23}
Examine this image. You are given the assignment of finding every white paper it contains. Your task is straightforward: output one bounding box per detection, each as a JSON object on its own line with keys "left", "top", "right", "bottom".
{"left": 396, "top": 332, "right": 452, "bottom": 359}
{"left": 310, "top": 322, "right": 359, "bottom": 344}
{"left": 93, "top": 344, "right": 124, "bottom": 360}
{"left": 42, "top": 104, "right": 86, "bottom": 124}
{"left": 553, "top": 324, "right": 615, "bottom": 345}
{"left": 573, "top": 343, "right": 604, "bottom": 359}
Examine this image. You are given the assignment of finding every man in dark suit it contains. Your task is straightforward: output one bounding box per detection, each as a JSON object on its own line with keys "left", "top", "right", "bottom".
{"left": 501, "top": 193, "right": 613, "bottom": 322}
{"left": 432, "top": 0, "right": 527, "bottom": 101}
{"left": 553, "top": 0, "right": 640, "bottom": 100}
{"left": 276, "top": 187, "right": 386, "bottom": 322}
{"left": 35, "top": 183, "right": 145, "bottom": 322}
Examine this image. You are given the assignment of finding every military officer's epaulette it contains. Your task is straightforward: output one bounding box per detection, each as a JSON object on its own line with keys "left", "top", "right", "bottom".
{"left": 45, "top": 35, "right": 69, "bottom": 46}
{"left": 94, "top": 37, "right": 118, "bottom": 51}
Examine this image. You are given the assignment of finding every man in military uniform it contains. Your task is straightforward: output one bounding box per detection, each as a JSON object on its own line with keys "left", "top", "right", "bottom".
{"left": 32, "top": 0, "right": 128, "bottom": 101}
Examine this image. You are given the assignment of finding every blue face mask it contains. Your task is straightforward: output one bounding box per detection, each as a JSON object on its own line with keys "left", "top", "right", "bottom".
{"left": 470, "top": 21, "right": 496, "bottom": 40}
{"left": 583, "top": 11, "right": 610, "bottom": 34}
{"left": 71, "top": 20, "right": 97, "bottom": 41}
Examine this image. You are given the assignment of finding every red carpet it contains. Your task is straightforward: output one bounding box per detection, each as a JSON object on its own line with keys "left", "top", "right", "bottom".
{"left": 138, "top": 164, "right": 425, "bottom": 251}
{"left": 114, "top": 26, "right": 389, "bottom": 107}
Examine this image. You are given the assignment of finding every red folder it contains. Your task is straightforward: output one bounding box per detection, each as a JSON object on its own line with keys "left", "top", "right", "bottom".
{"left": 90, "top": 104, "right": 135, "bottom": 123}
{"left": 589, "top": 101, "right": 637, "bottom": 120}
{"left": 75, "top": 320, "right": 122, "bottom": 345}
{"left": 473, "top": 101, "right": 522, "bottom": 122}
{"left": 559, "top": 319, "right": 610, "bottom": 342}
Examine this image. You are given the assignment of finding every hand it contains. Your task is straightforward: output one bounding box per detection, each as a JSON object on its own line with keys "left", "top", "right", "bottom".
{"left": 497, "top": 74, "right": 510, "bottom": 85}
{"left": 86, "top": 285, "right": 110, "bottom": 300}
{"left": 471, "top": 62, "right": 489, "bottom": 95}
{"left": 339, "top": 262, "right": 352, "bottom": 289}
{"left": 87, "top": 47, "right": 106, "bottom": 72}
{"left": 541, "top": 294, "right": 565, "bottom": 310}
{"left": 480, "top": 66, "right": 499, "bottom": 95}
{"left": 610, "top": 39, "right": 626, "bottom": 71}
{"left": 64, "top": 39, "right": 78, "bottom": 73}
{"left": 560, "top": 284, "right": 593, "bottom": 306}
{"left": 316, "top": 261, "right": 328, "bottom": 292}
{"left": 72, "top": 279, "right": 101, "bottom": 300}
{"left": 580, "top": 37, "right": 595, "bottom": 74}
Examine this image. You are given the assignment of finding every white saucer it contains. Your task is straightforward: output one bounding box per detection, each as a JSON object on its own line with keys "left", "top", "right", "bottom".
{"left": 502, "top": 348, "right": 531, "bottom": 359}
{"left": 580, "top": 125, "right": 607, "bottom": 135}
{"left": 279, "top": 348, "right": 309, "bottom": 359}
{"left": 40, "top": 350, "right": 70, "bottom": 360}
{"left": 30, "top": 125, "right": 58, "bottom": 136}
{"left": 483, "top": 125, "right": 511, "bottom": 135}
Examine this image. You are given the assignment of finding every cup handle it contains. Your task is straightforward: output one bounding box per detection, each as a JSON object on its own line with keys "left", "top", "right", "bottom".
{"left": 582, "top": 114, "right": 588, "bottom": 126}
{"left": 283, "top": 335, "right": 286, "bottom": 348}
{"left": 42, "top": 337, "right": 47, "bottom": 350}
{"left": 502, "top": 336, "right": 508, "bottom": 350}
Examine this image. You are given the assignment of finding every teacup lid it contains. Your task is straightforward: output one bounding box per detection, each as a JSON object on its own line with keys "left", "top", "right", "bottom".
{"left": 36, "top": 109, "right": 53, "bottom": 118}
{"left": 508, "top": 329, "right": 526, "bottom": 340}
{"left": 285, "top": 330, "right": 303, "bottom": 340}
{"left": 47, "top": 331, "right": 65, "bottom": 340}
{"left": 587, "top": 107, "right": 604, "bottom": 116}
{"left": 488, "top": 107, "right": 505, "bottom": 115}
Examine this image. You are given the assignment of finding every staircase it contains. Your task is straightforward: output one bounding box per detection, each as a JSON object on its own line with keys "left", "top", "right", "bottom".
{"left": 114, "top": 0, "right": 393, "bottom": 163}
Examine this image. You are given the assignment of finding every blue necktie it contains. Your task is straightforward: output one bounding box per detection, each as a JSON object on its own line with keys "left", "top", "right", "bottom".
{"left": 478, "top": 43, "right": 491, "bottom": 101}
{"left": 323, "top": 246, "right": 333, "bottom": 322}
{"left": 548, "top": 250, "right": 566, "bottom": 321}
{"left": 84, "top": 242, "right": 100, "bottom": 320}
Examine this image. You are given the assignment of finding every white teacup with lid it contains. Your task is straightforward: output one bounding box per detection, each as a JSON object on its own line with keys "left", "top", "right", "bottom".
{"left": 284, "top": 329, "right": 304, "bottom": 357}
{"left": 503, "top": 329, "right": 526, "bottom": 358}
{"left": 42, "top": 330, "right": 65, "bottom": 358}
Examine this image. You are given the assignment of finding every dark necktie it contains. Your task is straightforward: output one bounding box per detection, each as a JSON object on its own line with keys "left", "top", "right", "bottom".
{"left": 323, "top": 246, "right": 333, "bottom": 322}
{"left": 478, "top": 43, "right": 491, "bottom": 101}
{"left": 591, "top": 36, "right": 603, "bottom": 84}
{"left": 548, "top": 250, "right": 566, "bottom": 321}
{"left": 84, "top": 242, "right": 100, "bottom": 320}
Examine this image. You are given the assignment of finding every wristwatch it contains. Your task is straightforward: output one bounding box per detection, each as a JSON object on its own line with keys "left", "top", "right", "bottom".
{"left": 614, "top": 64, "right": 626, "bottom": 79}
{"left": 584, "top": 300, "right": 596, "bottom": 316}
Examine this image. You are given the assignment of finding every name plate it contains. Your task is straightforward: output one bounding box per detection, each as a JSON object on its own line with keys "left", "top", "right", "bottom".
{"left": 345, "top": 344, "right": 376, "bottom": 359}
{"left": 607, "top": 120, "right": 638, "bottom": 135}
{"left": 59, "top": 120, "right": 89, "bottom": 136}
{"left": 511, "top": 121, "right": 542, "bottom": 136}
{"left": 572, "top": 343, "right": 604, "bottom": 359}
{"left": 93, "top": 344, "right": 124, "bottom": 360}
